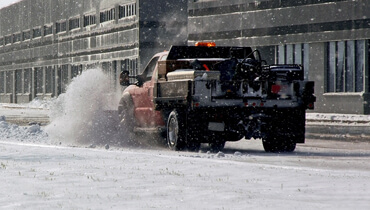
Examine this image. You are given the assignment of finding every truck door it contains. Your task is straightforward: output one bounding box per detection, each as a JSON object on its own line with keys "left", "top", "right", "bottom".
{"left": 134, "top": 56, "right": 162, "bottom": 127}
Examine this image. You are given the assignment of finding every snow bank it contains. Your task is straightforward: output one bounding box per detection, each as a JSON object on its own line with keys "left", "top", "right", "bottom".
{"left": 0, "top": 115, "right": 49, "bottom": 144}
{"left": 306, "top": 112, "right": 370, "bottom": 123}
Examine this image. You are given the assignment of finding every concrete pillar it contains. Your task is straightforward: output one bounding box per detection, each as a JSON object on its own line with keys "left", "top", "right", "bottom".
{"left": 31, "top": 67, "right": 36, "bottom": 100}
{"left": 12, "top": 70, "right": 16, "bottom": 103}
{"left": 308, "top": 42, "right": 325, "bottom": 113}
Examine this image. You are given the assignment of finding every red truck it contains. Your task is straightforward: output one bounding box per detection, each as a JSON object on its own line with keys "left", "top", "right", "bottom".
{"left": 118, "top": 43, "right": 315, "bottom": 152}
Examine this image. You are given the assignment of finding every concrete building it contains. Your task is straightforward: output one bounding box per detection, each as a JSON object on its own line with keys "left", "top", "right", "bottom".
{"left": 189, "top": 0, "right": 370, "bottom": 114}
{"left": 0, "top": 0, "right": 187, "bottom": 103}
{"left": 1, "top": 0, "right": 370, "bottom": 115}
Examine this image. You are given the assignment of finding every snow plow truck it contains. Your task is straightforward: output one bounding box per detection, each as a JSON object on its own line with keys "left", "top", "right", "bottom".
{"left": 118, "top": 43, "right": 315, "bottom": 152}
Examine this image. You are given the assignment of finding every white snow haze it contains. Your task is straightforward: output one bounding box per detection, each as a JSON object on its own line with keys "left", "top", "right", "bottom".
{"left": 45, "top": 68, "right": 123, "bottom": 146}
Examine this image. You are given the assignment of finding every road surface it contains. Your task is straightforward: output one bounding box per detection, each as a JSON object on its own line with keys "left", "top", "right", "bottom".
{"left": 1, "top": 137, "right": 369, "bottom": 210}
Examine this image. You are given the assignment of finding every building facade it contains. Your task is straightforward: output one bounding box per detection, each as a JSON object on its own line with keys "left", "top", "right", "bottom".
{"left": 189, "top": 0, "right": 370, "bottom": 114}
{"left": 0, "top": 0, "right": 187, "bottom": 103}
{"left": 1, "top": 0, "right": 370, "bottom": 114}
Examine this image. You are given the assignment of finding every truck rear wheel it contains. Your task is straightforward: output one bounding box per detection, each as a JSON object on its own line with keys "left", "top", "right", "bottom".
{"left": 209, "top": 141, "right": 225, "bottom": 152}
{"left": 262, "top": 136, "right": 296, "bottom": 152}
{"left": 167, "top": 110, "right": 186, "bottom": 151}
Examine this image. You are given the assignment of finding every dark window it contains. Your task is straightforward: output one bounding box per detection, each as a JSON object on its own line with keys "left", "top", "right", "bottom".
{"left": 15, "top": 70, "right": 22, "bottom": 94}
{"left": 0, "top": 71, "right": 4, "bottom": 93}
{"left": 13, "top": 33, "right": 21, "bottom": 43}
{"left": 84, "top": 14, "right": 96, "bottom": 27}
{"left": 326, "top": 40, "right": 365, "bottom": 93}
{"left": 0, "top": 37, "right": 3, "bottom": 46}
{"left": 69, "top": 17, "right": 80, "bottom": 30}
{"left": 5, "top": 71, "right": 13, "bottom": 93}
{"left": 45, "top": 66, "right": 54, "bottom": 94}
{"left": 4, "top": 35, "right": 12, "bottom": 45}
{"left": 24, "top": 68, "right": 32, "bottom": 93}
{"left": 33, "top": 28, "right": 42, "bottom": 38}
{"left": 119, "top": 5, "right": 126, "bottom": 18}
{"left": 119, "top": 3, "right": 136, "bottom": 19}
{"left": 44, "top": 25, "right": 53, "bottom": 36}
{"left": 35, "top": 67, "right": 43, "bottom": 94}
{"left": 100, "top": 8, "right": 115, "bottom": 23}
{"left": 71, "top": 65, "right": 81, "bottom": 78}
{"left": 23, "top": 31, "right": 31, "bottom": 40}
{"left": 60, "top": 65, "right": 69, "bottom": 93}
{"left": 56, "top": 21, "right": 67, "bottom": 33}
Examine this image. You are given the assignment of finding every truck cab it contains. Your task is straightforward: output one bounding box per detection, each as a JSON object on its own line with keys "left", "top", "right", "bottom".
{"left": 118, "top": 52, "right": 168, "bottom": 131}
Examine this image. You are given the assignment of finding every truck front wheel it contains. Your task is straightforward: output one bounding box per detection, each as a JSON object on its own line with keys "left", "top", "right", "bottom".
{"left": 167, "top": 110, "right": 186, "bottom": 151}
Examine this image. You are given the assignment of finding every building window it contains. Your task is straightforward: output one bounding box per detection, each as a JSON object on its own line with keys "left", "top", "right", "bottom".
{"left": 84, "top": 14, "right": 96, "bottom": 27}
{"left": 119, "top": 3, "right": 137, "bottom": 19}
{"left": 44, "top": 25, "right": 53, "bottom": 36}
{"left": 276, "top": 43, "right": 310, "bottom": 80}
{"left": 24, "top": 68, "right": 32, "bottom": 94}
{"left": 13, "top": 33, "right": 21, "bottom": 43}
{"left": 35, "top": 67, "right": 43, "bottom": 94}
{"left": 33, "top": 27, "right": 42, "bottom": 38}
{"left": 71, "top": 65, "right": 82, "bottom": 78}
{"left": 100, "top": 8, "right": 115, "bottom": 23}
{"left": 58, "top": 65, "right": 69, "bottom": 94}
{"left": 23, "top": 30, "right": 31, "bottom": 40}
{"left": 5, "top": 71, "right": 13, "bottom": 94}
{"left": 69, "top": 17, "right": 80, "bottom": 30}
{"left": 0, "top": 37, "right": 4, "bottom": 46}
{"left": 56, "top": 21, "right": 67, "bottom": 33}
{"left": 326, "top": 40, "right": 365, "bottom": 93}
{"left": 119, "top": 5, "right": 126, "bottom": 18}
{"left": 4, "top": 35, "right": 12, "bottom": 45}
{"left": 45, "top": 66, "right": 55, "bottom": 94}
{"left": 0, "top": 71, "right": 4, "bottom": 93}
{"left": 15, "top": 70, "right": 22, "bottom": 94}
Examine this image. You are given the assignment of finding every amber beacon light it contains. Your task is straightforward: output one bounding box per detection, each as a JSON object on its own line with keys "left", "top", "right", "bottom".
{"left": 195, "top": 42, "right": 216, "bottom": 47}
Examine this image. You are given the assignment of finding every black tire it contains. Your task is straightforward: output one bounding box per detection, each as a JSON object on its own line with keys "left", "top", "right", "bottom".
{"left": 262, "top": 136, "right": 296, "bottom": 153}
{"left": 262, "top": 109, "right": 305, "bottom": 153}
{"left": 209, "top": 141, "right": 226, "bottom": 152}
{"left": 167, "top": 110, "right": 186, "bottom": 151}
{"left": 187, "top": 141, "right": 201, "bottom": 152}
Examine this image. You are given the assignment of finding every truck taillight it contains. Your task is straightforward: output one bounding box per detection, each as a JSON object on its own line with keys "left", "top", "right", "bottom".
{"left": 271, "top": 85, "right": 281, "bottom": 94}
{"left": 270, "top": 82, "right": 292, "bottom": 99}
{"left": 195, "top": 42, "right": 216, "bottom": 47}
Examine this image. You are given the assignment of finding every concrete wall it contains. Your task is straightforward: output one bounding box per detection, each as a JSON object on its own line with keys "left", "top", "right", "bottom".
{"left": 0, "top": 0, "right": 187, "bottom": 103}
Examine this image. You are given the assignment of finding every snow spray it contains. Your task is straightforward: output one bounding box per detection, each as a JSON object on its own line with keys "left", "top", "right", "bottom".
{"left": 45, "top": 68, "right": 126, "bottom": 146}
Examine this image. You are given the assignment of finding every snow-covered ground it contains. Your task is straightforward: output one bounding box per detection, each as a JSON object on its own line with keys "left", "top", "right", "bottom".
{"left": 1, "top": 68, "right": 370, "bottom": 209}
{"left": 1, "top": 139, "right": 369, "bottom": 210}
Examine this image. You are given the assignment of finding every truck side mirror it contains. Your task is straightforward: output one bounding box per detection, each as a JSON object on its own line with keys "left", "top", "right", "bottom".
{"left": 119, "top": 71, "right": 130, "bottom": 86}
